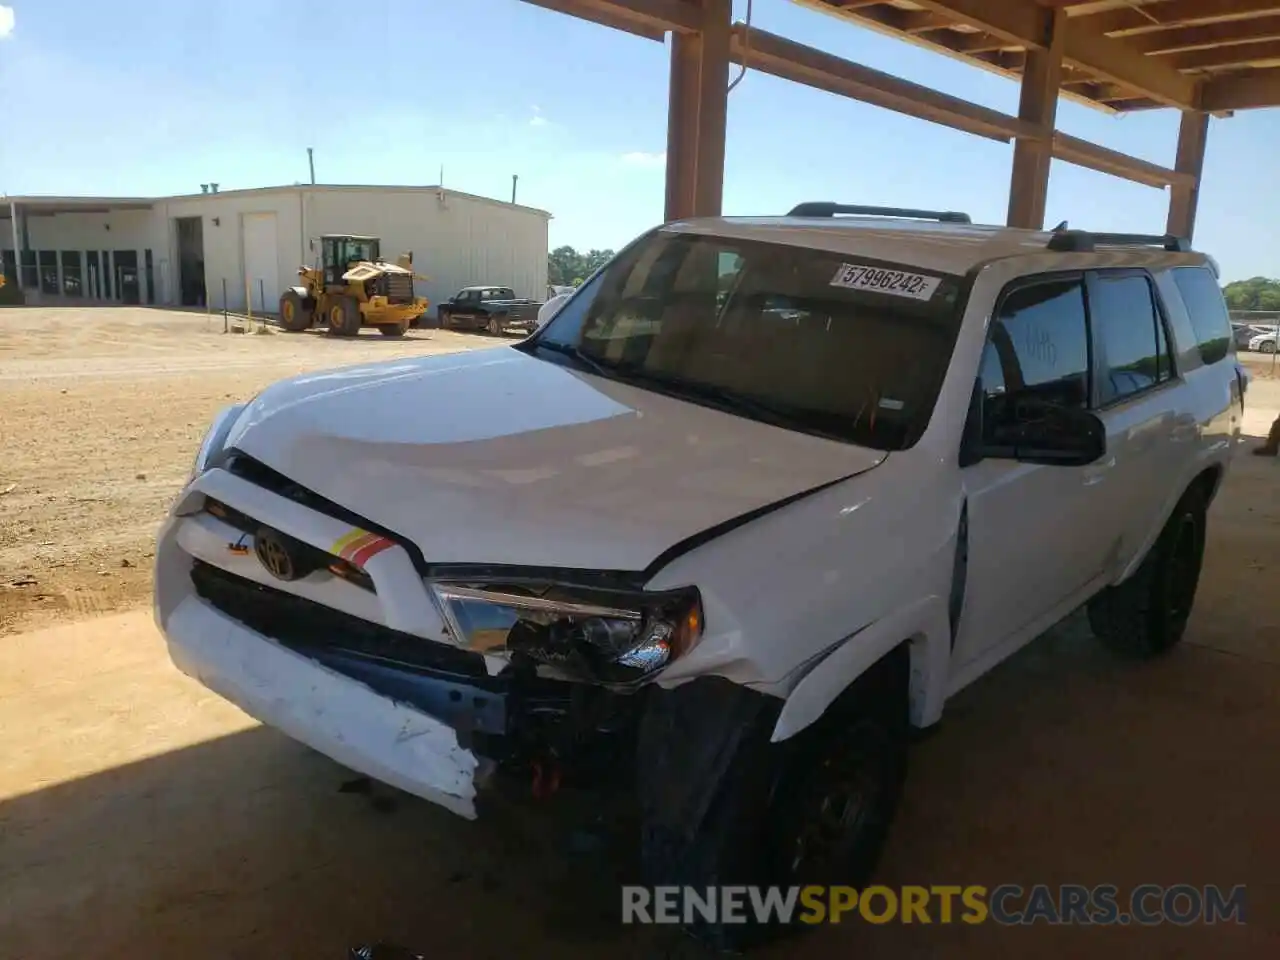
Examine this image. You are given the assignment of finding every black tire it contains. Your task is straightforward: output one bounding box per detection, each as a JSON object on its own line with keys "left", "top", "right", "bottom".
{"left": 640, "top": 648, "right": 909, "bottom": 951}
{"left": 1261, "top": 341, "right": 1277, "bottom": 354}
{"left": 279, "top": 290, "right": 313, "bottom": 332}
{"left": 326, "top": 297, "right": 361, "bottom": 337}
{"left": 1087, "top": 486, "right": 1208, "bottom": 658}
{"left": 487, "top": 314, "right": 505, "bottom": 336}
{"left": 377, "top": 321, "right": 409, "bottom": 337}
{"left": 437, "top": 308, "right": 451, "bottom": 330}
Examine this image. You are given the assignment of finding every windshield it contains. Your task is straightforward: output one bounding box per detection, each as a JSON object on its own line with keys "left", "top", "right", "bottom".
{"left": 525, "top": 230, "right": 967, "bottom": 450}
{"left": 343, "top": 239, "right": 378, "bottom": 263}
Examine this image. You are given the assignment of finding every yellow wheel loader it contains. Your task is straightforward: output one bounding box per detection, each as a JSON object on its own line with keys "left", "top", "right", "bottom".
{"left": 279, "top": 235, "right": 429, "bottom": 337}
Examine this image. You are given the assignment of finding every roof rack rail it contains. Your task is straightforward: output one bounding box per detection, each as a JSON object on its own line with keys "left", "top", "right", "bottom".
{"left": 1046, "top": 229, "right": 1191, "bottom": 253}
{"left": 788, "top": 202, "right": 972, "bottom": 224}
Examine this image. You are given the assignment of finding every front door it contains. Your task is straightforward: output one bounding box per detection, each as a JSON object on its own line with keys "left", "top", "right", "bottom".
{"left": 953, "top": 274, "right": 1116, "bottom": 666}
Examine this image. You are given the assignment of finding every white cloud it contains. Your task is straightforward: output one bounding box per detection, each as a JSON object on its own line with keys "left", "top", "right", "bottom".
{"left": 529, "top": 105, "right": 548, "bottom": 127}
{"left": 621, "top": 151, "right": 667, "bottom": 168}
{"left": 0, "top": 5, "right": 15, "bottom": 39}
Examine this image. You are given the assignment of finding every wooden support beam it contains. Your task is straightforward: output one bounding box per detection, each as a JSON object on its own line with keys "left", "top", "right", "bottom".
{"left": 908, "top": 0, "right": 1199, "bottom": 106}
{"left": 1008, "top": 7, "right": 1065, "bottom": 228}
{"left": 1122, "top": 17, "right": 1280, "bottom": 55}
{"left": 1083, "top": 1, "right": 1280, "bottom": 39}
{"left": 520, "top": 0, "right": 699, "bottom": 37}
{"left": 1053, "top": 132, "right": 1194, "bottom": 188}
{"left": 729, "top": 25, "right": 1038, "bottom": 141}
{"left": 693, "top": 0, "right": 731, "bottom": 217}
{"left": 729, "top": 25, "right": 1188, "bottom": 188}
{"left": 1201, "top": 63, "right": 1280, "bottom": 107}
{"left": 661, "top": 0, "right": 732, "bottom": 220}
{"left": 665, "top": 33, "right": 701, "bottom": 220}
{"left": 1166, "top": 39, "right": 1280, "bottom": 71}
{"left": 1166, "top": 111, "right": 1209, "bottom": 238}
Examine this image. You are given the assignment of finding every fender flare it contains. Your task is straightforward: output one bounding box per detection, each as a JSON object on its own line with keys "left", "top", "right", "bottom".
{"left": 1114, "top": 462, "right": 1223, "bottom": 585}
{"left": 285, "top": 285, "right": 312, "bottom": 302}
{"left": 769, "top": 594, "right": 952, "bottom": 743}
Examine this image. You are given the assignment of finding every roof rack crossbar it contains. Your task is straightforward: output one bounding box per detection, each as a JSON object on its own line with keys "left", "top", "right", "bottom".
{"left": 788, "top": 202, "right": 972, "bottom": 224}
{"left": 1046, "top": 229, "right": 1190, "bottom": 253}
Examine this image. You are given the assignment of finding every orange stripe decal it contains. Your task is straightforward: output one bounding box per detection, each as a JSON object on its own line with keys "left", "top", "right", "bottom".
{"left": 338, "top": 532, "right": 380, "bottom": 561}
{"left": 349, "top": 536, "right": 395, "bottom": 569}
{"left": 332, "top": 528, "right": 370, "bottom": 556}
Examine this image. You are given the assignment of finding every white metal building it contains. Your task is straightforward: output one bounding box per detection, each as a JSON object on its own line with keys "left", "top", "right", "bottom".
{"left": 1, "top": 185, "right": 551, "bottom": 315}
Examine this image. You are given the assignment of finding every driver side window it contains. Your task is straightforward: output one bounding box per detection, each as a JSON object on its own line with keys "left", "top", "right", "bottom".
{"left": 979, "top": 277, "right": 1091, "bottom": 442}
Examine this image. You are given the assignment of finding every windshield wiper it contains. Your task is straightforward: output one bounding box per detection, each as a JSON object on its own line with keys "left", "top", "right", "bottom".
{"left": 531, "top": 340, "right": 613, "bottom": 378}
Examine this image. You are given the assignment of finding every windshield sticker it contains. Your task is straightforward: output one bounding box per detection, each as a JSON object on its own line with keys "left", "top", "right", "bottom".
{"left": 830, "top": 263, "right": 942, "bottom": 301}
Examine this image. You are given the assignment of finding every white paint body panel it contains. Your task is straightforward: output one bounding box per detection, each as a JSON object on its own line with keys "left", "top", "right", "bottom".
{"left": 154, "top": 217, "right": 1241, "bottom": 818}
{"left": 224, "top": 346, "right": 887, "bottom": 571}
{"left": 161, "top": 592, "right": 479, "bottom": 818}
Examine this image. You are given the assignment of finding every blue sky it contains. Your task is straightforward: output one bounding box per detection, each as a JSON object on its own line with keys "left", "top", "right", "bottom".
{"left": 0, "top": 0, "right": 1276, "bottom": 281}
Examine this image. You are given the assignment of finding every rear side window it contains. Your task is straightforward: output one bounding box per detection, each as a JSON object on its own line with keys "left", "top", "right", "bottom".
{"left": 1172, "top": 266, "right": 1232, "bottom": 365}
{"left": 1088, "top": 273, "right": 1173, "bottom": 406}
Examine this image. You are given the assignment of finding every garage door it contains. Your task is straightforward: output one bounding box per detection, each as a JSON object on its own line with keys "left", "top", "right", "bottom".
{"left": 241, "top": 212, "right": 280, "bottom": 313}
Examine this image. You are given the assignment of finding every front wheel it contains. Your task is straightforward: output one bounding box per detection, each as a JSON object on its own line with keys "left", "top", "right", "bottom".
{"left": 1261, "top": 341, "right": 1277, "bottom": 354}
{"left": 1088, "top": 486, "right": 1207, "bottom": 657}
{"left": 327, "top": 297, "right": 361, "bottom": 337}
{"left": 639, "top": 649, "right": 909, "bottom": 951}
{"left": 279, "top": 290, "right": 313, "bottom": 331}
{"left": 486, "top": 314, "right": 505, "bottom": 336}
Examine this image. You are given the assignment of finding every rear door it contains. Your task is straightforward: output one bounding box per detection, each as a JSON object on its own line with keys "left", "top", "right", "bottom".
{"left": 1083, "top": 269, "right": 1188, "bottom": 578}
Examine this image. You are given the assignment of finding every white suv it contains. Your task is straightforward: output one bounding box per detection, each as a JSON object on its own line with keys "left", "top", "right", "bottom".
{"left": 156, "top": 204, "right": 1244, "bottom": 947}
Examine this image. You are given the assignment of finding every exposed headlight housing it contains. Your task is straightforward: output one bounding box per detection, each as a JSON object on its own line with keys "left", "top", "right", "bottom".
{"left": 429, "top": 580, "right": 703, "bottom": 685}
{"left": 190, "top": 403, "right": 246, "bottom": 480}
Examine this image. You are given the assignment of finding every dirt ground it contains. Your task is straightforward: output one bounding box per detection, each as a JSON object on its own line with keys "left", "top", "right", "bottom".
{"left": 1, "top": 307, "right": 1278, "bottom": 959}
{"left": 0, "top": 307, "right": 496, "bottom": 636}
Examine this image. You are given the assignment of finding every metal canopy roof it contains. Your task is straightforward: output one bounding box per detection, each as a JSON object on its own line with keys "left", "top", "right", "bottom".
{"left": 799, "top": 0, "right": 1280, "bottom": 112}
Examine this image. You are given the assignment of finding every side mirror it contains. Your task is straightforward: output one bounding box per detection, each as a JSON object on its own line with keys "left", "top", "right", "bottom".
{"left": 981, "top": 397, "right": 1106, "bottom": 467}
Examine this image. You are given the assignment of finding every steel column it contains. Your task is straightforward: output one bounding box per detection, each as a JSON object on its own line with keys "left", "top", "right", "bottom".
{"left": 1006, "top": 7, "right": 1064, "bottom": 229}
{"left": 1166, "top": 110, "right": 1209, "bottom": 240}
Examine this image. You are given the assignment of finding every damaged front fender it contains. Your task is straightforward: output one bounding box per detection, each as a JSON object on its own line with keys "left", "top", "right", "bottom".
{"left": 635, "top": 676, "right": 781, "bottom": 842}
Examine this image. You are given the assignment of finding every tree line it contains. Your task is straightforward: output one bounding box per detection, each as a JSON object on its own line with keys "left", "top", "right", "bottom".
{"left": 1223, "top": 277, "right": 1280, "bottom": 312}
{"left": 548, "top": 246, "right": 615, "bottom": 287}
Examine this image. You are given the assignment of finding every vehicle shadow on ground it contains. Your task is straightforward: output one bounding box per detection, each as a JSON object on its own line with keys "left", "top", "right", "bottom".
{"left": 1, "top": 605, "right": 1275, "bottom": 960}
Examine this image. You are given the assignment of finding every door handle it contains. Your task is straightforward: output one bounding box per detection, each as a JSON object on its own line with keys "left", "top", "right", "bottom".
{"left": 1084, "top": 456, "right": 1116, "bottom": 485}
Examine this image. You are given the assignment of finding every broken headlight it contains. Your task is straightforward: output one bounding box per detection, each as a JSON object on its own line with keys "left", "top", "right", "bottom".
{"left": 428, "top": 581, "right": 703, "bottom": 684}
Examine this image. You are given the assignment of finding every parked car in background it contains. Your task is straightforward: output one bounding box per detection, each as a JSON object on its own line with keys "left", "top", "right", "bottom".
{"left": 437, "top": 286, "right": 543, "bottom": 335}
{"left": 1247, "top": 327, "right": 1280, "bottom": 353}
{"left": 1233, "top": 322, "right": 1275, "bottom": 351}
{"left": 536, "top": 288, "right": 575, "bottom": 329}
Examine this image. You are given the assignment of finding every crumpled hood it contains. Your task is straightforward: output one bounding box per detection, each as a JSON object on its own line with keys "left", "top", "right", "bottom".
{"left": 224, "top": 347, "right": 887, "bottom": 572}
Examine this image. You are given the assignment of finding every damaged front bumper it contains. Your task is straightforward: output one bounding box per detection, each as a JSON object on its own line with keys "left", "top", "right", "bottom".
{"left": 162, "top": 580, "right": 483, "bottom": 817}
{"left": 154, "top": 466, "right": 635, "bottom": 819}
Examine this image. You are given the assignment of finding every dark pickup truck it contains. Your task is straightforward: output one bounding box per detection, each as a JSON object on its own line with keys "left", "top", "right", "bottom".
{"left": 436, "top": 286, "right": 544, "bottom": 335}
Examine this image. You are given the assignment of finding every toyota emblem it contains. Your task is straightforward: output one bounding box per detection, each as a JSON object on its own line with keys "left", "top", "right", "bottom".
{"left": 254, "top": 527, "right": 299, "bottom": 581}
